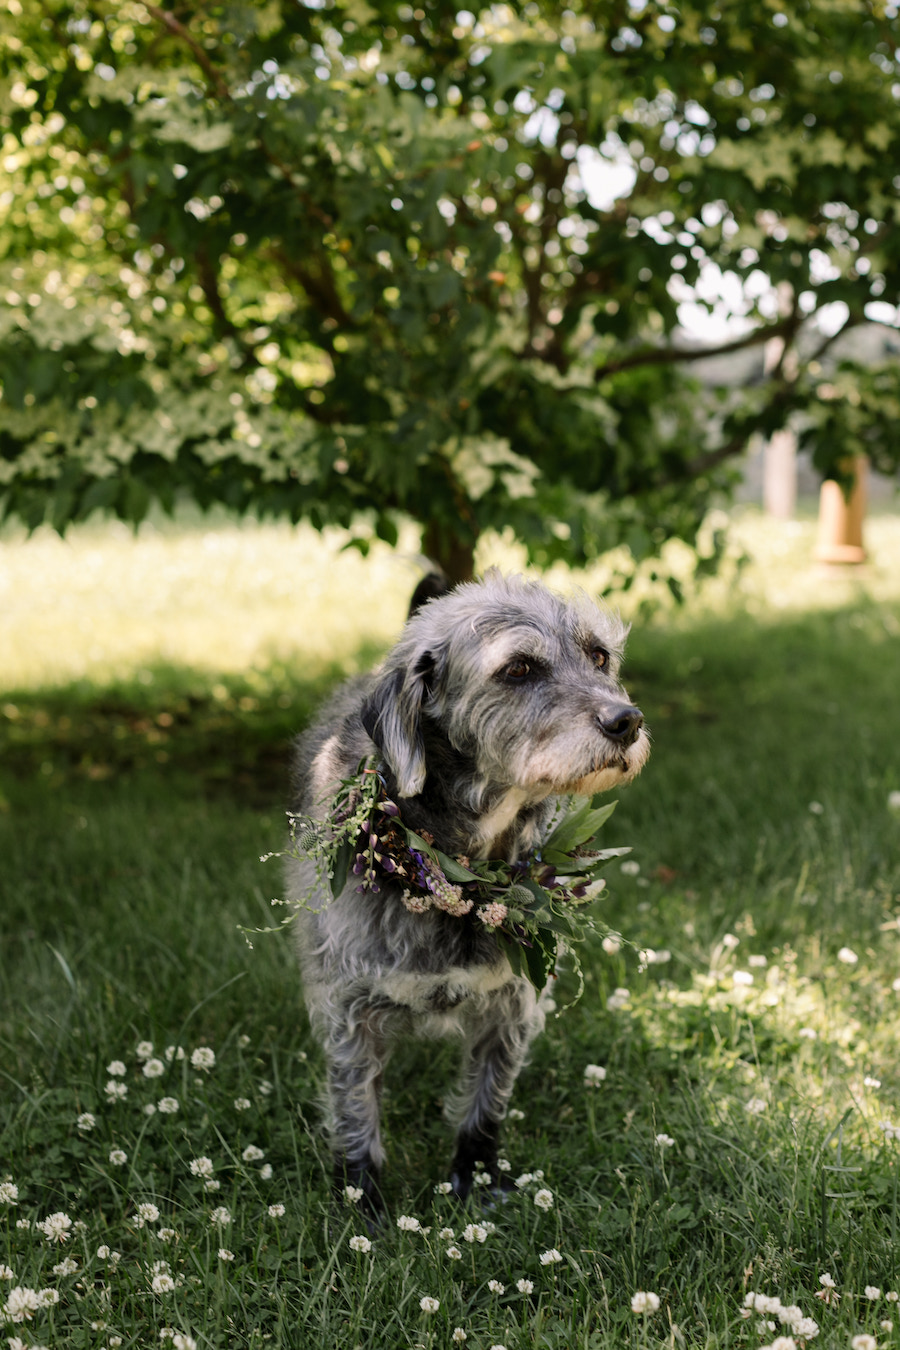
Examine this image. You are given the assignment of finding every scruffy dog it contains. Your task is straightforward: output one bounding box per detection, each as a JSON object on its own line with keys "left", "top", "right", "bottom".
{"left": 287, "top": 571, "right": 649, "bottom": 1220}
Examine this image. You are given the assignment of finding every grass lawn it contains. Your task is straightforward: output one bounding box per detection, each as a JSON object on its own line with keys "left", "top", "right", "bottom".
{"left": 2, "top": 508, "right": 900, "bottom": 1349}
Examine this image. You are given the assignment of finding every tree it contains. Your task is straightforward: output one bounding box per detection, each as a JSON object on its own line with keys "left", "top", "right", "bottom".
{"left": 2, "top": 0, "right": 900, "bottom": 584}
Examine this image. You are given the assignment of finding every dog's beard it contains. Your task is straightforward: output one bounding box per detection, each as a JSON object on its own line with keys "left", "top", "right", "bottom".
{"left": 483, "top": 726, "right": 650, "bottom": 800}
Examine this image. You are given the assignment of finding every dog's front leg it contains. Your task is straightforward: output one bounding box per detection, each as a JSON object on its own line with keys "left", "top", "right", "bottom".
{"left": 324, "top": 1005, "right": 389, "bottom": 1226}
{"left": 448, "top": 981, "right": 544, "bottom": 1201}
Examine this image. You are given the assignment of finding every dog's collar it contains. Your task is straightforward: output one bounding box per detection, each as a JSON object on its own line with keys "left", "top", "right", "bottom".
{"left": 282, "top": 756, "right": 631, "bottom": 997}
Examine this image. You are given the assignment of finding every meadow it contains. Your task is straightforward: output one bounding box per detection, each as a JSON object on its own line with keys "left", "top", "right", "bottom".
{"left": 2, "top": 508, "right": 900, "bottom": 1350}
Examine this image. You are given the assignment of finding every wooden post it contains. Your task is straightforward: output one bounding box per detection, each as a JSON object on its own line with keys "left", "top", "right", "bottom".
{"left": 814, "top": 456, "right": 868, "bottom": 564}
{"left": 763, "top": 428, "right": 797, "bottom": 520}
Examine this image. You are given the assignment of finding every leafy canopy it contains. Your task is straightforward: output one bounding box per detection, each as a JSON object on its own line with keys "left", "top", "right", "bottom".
{"left": 2, "top": 0, "right": 900, "bottom": 580}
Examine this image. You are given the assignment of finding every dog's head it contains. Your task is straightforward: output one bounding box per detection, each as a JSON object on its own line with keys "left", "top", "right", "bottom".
{"left": 361, "top": 570, "right": 650, "bottom": 803}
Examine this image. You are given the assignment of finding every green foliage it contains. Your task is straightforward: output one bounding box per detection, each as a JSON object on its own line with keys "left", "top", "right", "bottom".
{"left": 2, "top": 0, "right": 900, "bottom": 577}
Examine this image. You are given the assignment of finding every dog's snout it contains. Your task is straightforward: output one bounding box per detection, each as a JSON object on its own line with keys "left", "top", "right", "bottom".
{"left": 598, "top": 704, "right": 644, "bottom": 746}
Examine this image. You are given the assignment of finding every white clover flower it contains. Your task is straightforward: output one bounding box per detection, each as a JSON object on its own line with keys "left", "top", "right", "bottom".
{"left": 866, "top": 1286, "right": 882, "bottom": 1300}
{"left": 819, "top": 1273, "right": 836, "bottom": 1288}
{"left": 748, "top": 954, "right": 768, "bottom": 967}
{"left": 837, "top": 947, "right": 858, "bottom": 965}
{"left": 238, "top": 1034, "right": 251, "bottom": 1048}
{"left": 497, "top": 1158, "right": 511, "bottom": 1171}
{"left": 620, "top": 860, "right": 641, "bottom": 876}
{"left": 768, "top": 1339, "right": 797, "bottom": 1350}
{"left": 151, "top": 1273, "right": 175, "bottom": 1293}
{"left": 0, "top": 1183, "right": 18, "bottom": 1205}
{"left": 144, "top": 1103, "right": 157, "bottom": 1117}
{"left": 189, "top": 1157, "right": 214, "bottom": 1178}
{"left": 157, "top": 1229, "right": 176, "bottom": 1243}
{"left": 507, "top": 1108, "right": 525, "bottom": 1121}
{"left": 397, "top": 1215, "right": 422, "bottom": 1232}
{"left": 851, "top": 1336, "right": 877, "bottom": 1350}
{"left": 242, "top": 1144, "right": 265, "bottom": 1163}
{"left": 172, "top": 1336, "right": 197, "bottom": 1350}
{"left": 268, "top": 1203, "right": 285, "bottom": 1218}
{"left": 142, "top": 1059, "right": 165, "bottom": 1079}
{"left": 533, "top": 1188, "right": 554, "bottom": 1210}
{"left": 881, "top": 1322, "right": 894, "bottom": 1333}
{"left": 722, "top": 933, "right": 739, "bottom": 949}
{"left": 584, "top": 1064, "right": 607, "bottom": 1086}
{"left": 419, "top": 1296, "right": 440, "bottom": 1314}
{"left": 887, "top": 1291, "right": 899, "bottom": 1302}
{"left": 138, "top": 1203, "right": 160, "bottom": 1223}
{"left": 433, "top": 1181, "right": 453, "bottom": 1195}
{"left": 344, "top": 1186, "right": 364, "bottom": 1204}
{"left": 451, "top": 1330, "right": 467, "bottom": 1343}
{"left": 136, "top": 1041, "right": 154, "bottom": 1060}
{"left": 733, "top": 970, "right": 754, "bottom": 986}
{"left": 515, "top": 1172, "right": 536, "bottom": 1188}
{"left": 348, "top": 1234, "right": 371, "bottom": 1253}
{"left": 655, "top": 1134, "right": 675, "bottom": 1149}
{"left": 259, "top": 1163, "right": 273, "bottom": 1180}
{"left": 606, "top": 987, "right": 631, "bottom": 1012}
{"left": 218, "top": 1248, "right": 234, "bottom": 1261}
{"left": 631, "top": 1291, "right": 661, "bottom": 1313}
{"left": 865, "top": 1077, "right": 882, "bottom": 1089}
{"left": 105, "top": 1081, "right": 128, "bottom": 1100}
{"left": 234, "top": 1098, "right": 252, "bottom": 1111}
{"left": 808, "top": 801, "right": 825, "bottom": 815}
{"left": 109, "top": 1149, "right": 127, "bottom": 1166}
{"left": 210, "top": 1207, "right": 231, "bottom": 1226}
{"left": 888, "top": 791, "right": 900, "bottom": 813}
{"left": 76, "top": 1113, "right": 96, "bottom": 1131}
{"left": 107, "top": 1061, "right": 126, "bottom": 1077}
{"left": 0, "top": 1264, "right": 14, "bottom": 1280}
{"left": 799, "top": 1027, "right": 817, "bottom": 1040}
{"left": 462, "top": 1223, "right": 488, "bottom": 1243}
{"left": 157, "top": 1097, "right": 179, "bottom": 1114}
{"left": 191, "top": 1046, "right": 216, "bottom": 1071}
{"left": 517, "top": 1278, "right": 534, "bottom": 1294}
{"left": 539, "top": 1248, "right": 563, "bottom": 1265}
{"left": 164, "top": 1045, "right": 185, "bottom": 1062}
{"left": 446, "top": 1246, "right": 463, "bottom": 1260}
{"left": 14, "top": 1219, "right": 29, "bottom": 1230}
{"left": 745, "top": 1097, "right": 768, "bottom": 1114}
{"left": 205, "top": 1179, "right": 221, "bottom": 1192}
{"left": 602, "top": 934, "right": 622, "bottom": 954}
{"left": 38, "top": 1212, "right": 72, "bottom": 1243}
{"left": 438, "top": 1227, "right": 455, "bottom": 1240}
{"left": 38, "top": 1287, "right": 59, "bottom": 1307}
{"left": 52, "top": 1257, "right": 78, "bottom": 1276}
{"left": 487, "top": 1280, "right": 506, "bottom": 1294}
{"left": 258, "top": 1080, "right": 273, "bottom": 1096}
{"left": 2, "top": 1286, "right": 42, "bottom": 1322}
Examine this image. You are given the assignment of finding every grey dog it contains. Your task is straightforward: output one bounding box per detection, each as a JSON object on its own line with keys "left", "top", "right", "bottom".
{"left": 286, "top": 570, "right": 649, "bottom": 1220}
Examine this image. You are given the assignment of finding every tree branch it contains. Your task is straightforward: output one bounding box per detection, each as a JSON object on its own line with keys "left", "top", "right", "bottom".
{"left": 592, "top": 316, "right": 800, "bottom": 382}
{"left": 144, "top": 5, "right": 232, "bottom": 101}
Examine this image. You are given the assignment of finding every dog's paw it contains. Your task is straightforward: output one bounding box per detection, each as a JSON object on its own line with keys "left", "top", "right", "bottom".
{"left": 449, "top": 1168, "right": 516, "bottom": 1208}
{"left": 334, "top": 1159, "right": 386, "bottom": 1233}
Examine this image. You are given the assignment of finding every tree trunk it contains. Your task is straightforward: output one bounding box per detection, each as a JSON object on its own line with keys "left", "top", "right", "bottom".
{"left": 421, "top": 523, "right": 477, "bottom": 586}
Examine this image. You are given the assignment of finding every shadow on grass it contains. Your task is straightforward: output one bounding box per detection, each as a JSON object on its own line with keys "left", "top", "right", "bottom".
{"left": 0, "top": 640, "right": 389, "bottom": 808}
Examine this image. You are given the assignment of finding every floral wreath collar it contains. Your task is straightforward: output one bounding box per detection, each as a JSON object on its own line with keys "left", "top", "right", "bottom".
{"left": 279, "top": 757, "right": 631, "bottom": 995}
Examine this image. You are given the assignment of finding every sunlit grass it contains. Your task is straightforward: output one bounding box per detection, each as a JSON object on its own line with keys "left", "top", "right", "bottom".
{"left": 3, "top": 506, "right": 899, "bottom": 692}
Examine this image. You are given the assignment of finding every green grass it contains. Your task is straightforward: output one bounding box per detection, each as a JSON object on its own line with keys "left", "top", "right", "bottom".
{"left": 2, "top": 510, "right": 900, "bottom": 1348}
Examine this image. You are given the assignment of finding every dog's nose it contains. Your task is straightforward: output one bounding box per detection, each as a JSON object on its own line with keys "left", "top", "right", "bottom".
{"left": 598, "top": 705, "right": 644, "bottom": 746}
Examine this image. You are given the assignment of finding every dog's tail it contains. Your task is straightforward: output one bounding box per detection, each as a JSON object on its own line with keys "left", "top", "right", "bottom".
{"left": 407, "top": 564, "right": 451, "bottom": 619}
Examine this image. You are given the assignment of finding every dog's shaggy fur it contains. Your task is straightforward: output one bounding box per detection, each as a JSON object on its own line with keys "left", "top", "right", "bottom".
{"left": 287, "top": 571, "right": 649, "bottom": 1219}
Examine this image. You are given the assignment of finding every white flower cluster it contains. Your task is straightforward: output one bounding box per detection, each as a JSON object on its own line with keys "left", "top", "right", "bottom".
{"left": 743, "top": 1291, "right": 819, "bottom": 1340}
{"left": 2, "top": 1285, "right": 60, "bottom": 1322}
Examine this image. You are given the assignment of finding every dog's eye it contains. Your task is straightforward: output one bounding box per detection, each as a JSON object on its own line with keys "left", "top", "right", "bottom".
{"left": 590, "top": 647, "right": 609, "bottom": 670}
{"left": 503, "top": 659, "right": 531, "bottom": 682}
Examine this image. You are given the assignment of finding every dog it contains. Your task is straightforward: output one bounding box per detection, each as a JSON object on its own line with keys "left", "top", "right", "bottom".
{"left": 286, "top": 570, "right": 649, "bottom": 1221}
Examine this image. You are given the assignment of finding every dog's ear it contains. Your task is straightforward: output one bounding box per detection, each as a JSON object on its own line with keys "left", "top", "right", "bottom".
{"left": 361, "top": 652, "right": 435, "bottom": 799}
